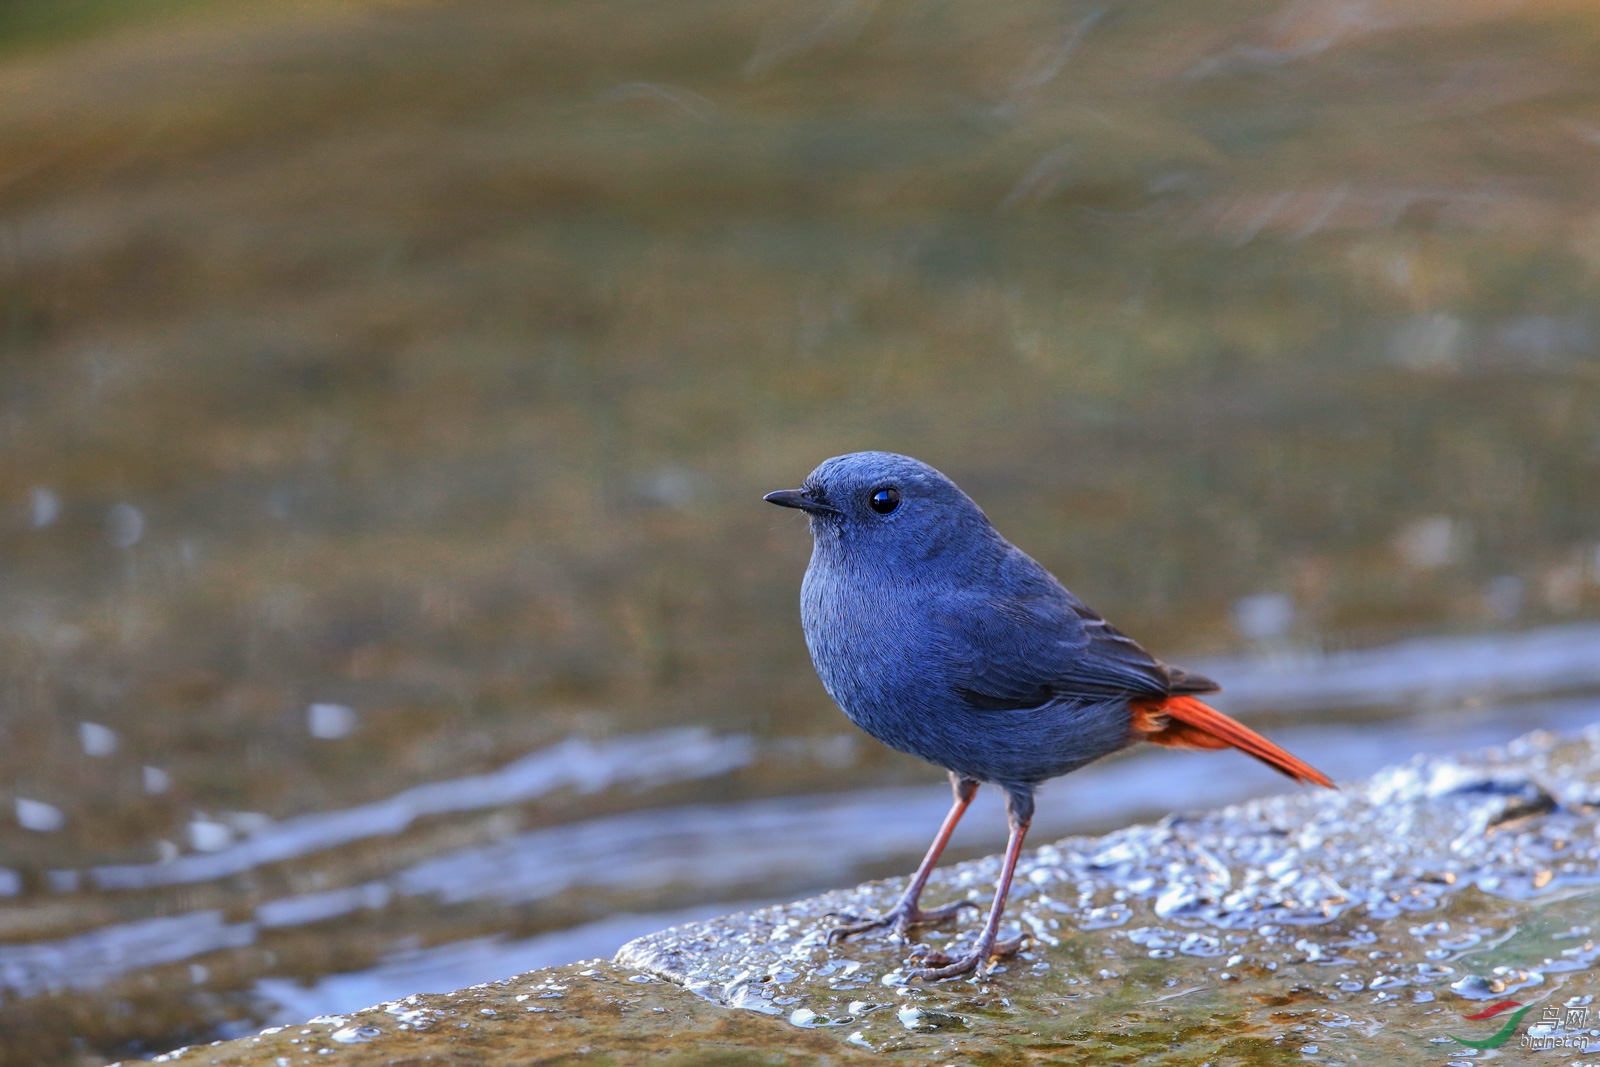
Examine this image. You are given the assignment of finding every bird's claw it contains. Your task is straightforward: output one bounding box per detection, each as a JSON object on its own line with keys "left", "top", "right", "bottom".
{"left": 824, "top": 897, "right": 978, "bottom": 945}
{"left": 904, "top": 934, "right": 1024, "bottom": 981}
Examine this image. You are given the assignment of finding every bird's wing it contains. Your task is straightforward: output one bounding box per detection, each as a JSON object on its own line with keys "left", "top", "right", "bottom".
{"left": 937, "top": 561, "right": 1173, "bottom": 712}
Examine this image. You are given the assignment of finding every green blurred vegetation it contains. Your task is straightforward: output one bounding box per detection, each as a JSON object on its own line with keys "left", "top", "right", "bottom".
{"left": 0, "top": 0, "right": 221, "bottom": 56}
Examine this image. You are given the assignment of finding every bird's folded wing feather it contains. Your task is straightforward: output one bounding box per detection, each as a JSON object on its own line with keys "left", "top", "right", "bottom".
{"left": 937, "top": 566, "right": 1177, "bottom": 711}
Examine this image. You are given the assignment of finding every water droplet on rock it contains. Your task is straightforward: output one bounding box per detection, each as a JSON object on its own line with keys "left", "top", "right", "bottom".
{"left": 16, "top": 797, "right": 65, "bottom": 832}
{"left": 106, "top": 503, "right": 145, "bottom": 548}
{"left": 308, "top": 703, "right": 358, "bottom": 739}
{"left": 330, "top": 1026, "right": 381, "bottom": 1043}
{"left": 79, "top": 722, "right": 118, "bottom": 757}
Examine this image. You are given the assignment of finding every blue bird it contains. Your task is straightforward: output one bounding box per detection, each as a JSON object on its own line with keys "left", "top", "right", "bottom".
{"left": 766, "top": 451, "right": 1331, "bottom": 980}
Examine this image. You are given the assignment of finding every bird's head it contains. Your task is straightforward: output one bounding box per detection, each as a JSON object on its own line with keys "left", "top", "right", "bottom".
{"left": 764, "top": 451, "right": 993, "bottom": 564}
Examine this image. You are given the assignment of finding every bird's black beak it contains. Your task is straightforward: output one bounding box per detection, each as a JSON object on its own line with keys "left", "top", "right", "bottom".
{"left": 764, "top": 488, "right": 839, "bottom": 516}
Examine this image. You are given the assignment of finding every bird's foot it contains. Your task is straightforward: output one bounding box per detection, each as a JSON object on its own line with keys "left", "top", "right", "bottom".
{"left": 904, "top": 934, "right": 1023, "bottom": 981}
{"left": 824, "top": 897, "right": 978, "bottom": 945}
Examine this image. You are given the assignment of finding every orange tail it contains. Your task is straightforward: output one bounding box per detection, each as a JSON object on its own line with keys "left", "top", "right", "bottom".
{"left": 1130, "top": 694, "right": 1333, "bottom": 788}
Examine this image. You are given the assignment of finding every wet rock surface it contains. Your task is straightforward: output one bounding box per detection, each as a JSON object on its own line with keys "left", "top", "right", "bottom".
{"left": 620, "top": 728, "right": 1600, "bottom": 1063}
{"left": 138, "top": 729, "right": 1600, "bottom": 1064}
{"left": 117, "top": 958, "right": 879, "bottom": 1066}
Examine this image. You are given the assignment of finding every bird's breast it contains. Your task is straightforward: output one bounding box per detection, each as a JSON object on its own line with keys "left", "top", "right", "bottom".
{"left": 799, "top": 563, "right": 954, "bottom": 733}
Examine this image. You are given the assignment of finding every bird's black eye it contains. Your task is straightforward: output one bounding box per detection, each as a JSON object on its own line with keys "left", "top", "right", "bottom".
{"left": 869, "top": 487, "right": 901, "bottom": 514}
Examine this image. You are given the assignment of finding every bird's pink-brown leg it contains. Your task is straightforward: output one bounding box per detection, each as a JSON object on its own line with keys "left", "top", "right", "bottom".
{"left": 827, "top": 776, "right": 980, "bottom": 943}
{"left": 907, "top": 805, "right": 1030, "bottom": 980}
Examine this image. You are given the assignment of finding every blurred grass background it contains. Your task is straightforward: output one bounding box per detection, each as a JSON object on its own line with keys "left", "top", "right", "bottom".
{"left": 2, "top": 0, "right": 1600, "bottom": 1061}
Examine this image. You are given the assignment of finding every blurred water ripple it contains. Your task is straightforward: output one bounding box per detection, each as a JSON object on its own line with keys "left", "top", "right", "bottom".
{"left": 87, "top": 728, "right": 753, "bottom": 891}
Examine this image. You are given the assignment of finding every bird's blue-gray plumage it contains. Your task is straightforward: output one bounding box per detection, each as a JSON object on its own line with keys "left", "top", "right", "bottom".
{"left": 779, "top": 452, "right": 1215, "bottom": 818}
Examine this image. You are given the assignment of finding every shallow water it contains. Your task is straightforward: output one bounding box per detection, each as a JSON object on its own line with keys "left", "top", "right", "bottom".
{"left": 2, "top": 0, "right": 1600, "bottom": 1062}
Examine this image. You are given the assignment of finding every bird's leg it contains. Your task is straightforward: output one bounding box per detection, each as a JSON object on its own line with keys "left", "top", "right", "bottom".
{"left": 906, "top": 791, "right": 1031, "bottom": 981}
{"left": 826, "top": 776, "right": 980, "bottom": 944}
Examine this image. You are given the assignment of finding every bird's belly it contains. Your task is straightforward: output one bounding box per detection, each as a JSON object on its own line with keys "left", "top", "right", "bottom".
{"left": 810, "top": 640, "right": 1133, "bottom": 786}
{"left": 860, "top": 695, "right": 1134, "bottom": 787}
